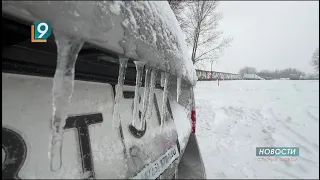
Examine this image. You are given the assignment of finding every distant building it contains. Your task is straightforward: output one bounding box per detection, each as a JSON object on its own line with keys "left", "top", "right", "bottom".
{"left": 243, "top": 74, "right": 262, "bottom": 80}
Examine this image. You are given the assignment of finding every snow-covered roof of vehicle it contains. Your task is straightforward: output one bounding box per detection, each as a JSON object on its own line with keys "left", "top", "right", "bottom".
{"left": 2, "top": 1, "right": 197, "bottom": 85}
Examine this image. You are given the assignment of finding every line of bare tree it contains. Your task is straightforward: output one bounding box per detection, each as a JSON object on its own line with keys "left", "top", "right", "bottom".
{"left": 168, "top": 0, "right": 233, "bottom": 68}
{"left": 238, "top": 47, "right": 319, "bottom": 79}
{"left": 238, "top": 66, "right": 314, "bottom": 80}
{"left": 257, "top": 68, "right": 306, "bottom": 79}
{"left": 311, "top": 48, "right": 319, "bottom": 75}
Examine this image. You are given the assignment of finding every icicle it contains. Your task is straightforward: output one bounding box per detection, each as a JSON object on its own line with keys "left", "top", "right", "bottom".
{"left": 132, "top": 61, "right": 146, "bottom": 129}
{"left": 139, "top": 67, "right": 151, "bottom": 131}
{"left": 50, "top": 32, "right": 84, "bottom": 172}
{"left": 113, "top": 56, "right": 128, "bottom": 128}
{"left": 145, "top": 68, "right": 158, "bottom": 123}
{"left": 160, "top": 71, "right": 165, "bottom": 87}
{"left": 160, "top": 72, "right": 170, "bottom": 131}
{"left": 177, "top": 76, "right": 182, "bottom": 103}
{"left": 174, "top": 168, "right": 179, "bottom": 179}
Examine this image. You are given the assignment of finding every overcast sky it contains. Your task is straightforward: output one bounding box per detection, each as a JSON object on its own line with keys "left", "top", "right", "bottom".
{"left": 208, "top": 1, "right": 319, "bottom": 74}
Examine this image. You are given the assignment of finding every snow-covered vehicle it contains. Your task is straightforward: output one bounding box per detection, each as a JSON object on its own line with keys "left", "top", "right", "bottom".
{"left": 2, "top": 1, "right": 205, "bottom": 179}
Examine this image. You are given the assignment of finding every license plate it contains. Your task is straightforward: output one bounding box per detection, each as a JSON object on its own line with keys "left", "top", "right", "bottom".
{"left": 2, "top": 73, "right": 181, "bottom": 179}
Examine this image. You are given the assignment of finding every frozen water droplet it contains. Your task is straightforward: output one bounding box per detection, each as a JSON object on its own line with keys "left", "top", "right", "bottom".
{"left": 177, "top": 76, "right": 182, "bottom": 102}
{"left": 132, "top": 61, "right": 145, "bottom": 129}
{"left": 113, "top": 56, "right": 128, "bottom": 128}
{"left": 160, "top": 72, "right": 170, "bottom": 132}
{"left": 50, "top": 135, "right": 62, "bottom": 172}
{"left": 146, "top": 68, "right": 158, "bottom": 123}
{"left": 50, "top": 31, "right": 84, "bottom": 172}
{"left": 140, "top": 67, "right": 151, "bottom": 131}
{"left": 160, "top": 71, "right": 165, "bottom": 87}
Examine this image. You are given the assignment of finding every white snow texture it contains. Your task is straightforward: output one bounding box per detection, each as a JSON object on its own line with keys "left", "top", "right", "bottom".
{"left": 196, "top": 80, "right": 319, "bottom": 179}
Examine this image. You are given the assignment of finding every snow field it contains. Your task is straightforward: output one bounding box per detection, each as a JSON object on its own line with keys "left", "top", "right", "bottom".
{"left": 195, "top": 80, "right": 319, "bottom": 179}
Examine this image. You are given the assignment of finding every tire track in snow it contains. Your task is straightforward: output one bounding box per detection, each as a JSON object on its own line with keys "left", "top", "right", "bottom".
{"left": 260, "top": 100, "right": 319, "bottom": 178}
{"left": 280, "top": 133, "right": 316, "bottom": 156}
{"left": 203, "top": 105, "right": 264, "bottom": 178}
{"left": 306, "top": 108, "right": 319, "bottom": 122}
{"left": 299, "top": 156, "right": 318, "bottom": 165}
{"left": 273, "top": 168, "right": 300, "bottom": 179}
{"left": 264, "top": 104, "right": 318, "bottom": 155}
{"left": 279, "top": 120, "right": 319, "bottom": 152}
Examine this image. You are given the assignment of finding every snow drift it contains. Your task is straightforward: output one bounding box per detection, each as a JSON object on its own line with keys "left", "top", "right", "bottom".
{"left": 196, "top": 80, "right": 319, "bottom": 179}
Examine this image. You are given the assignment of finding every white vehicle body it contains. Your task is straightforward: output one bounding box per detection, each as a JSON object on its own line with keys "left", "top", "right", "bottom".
{"left": 2, "top": 1, "right": 197, "bottom": 85}
{"left": 2, "top": 1, "right": 205, "bottom": 179}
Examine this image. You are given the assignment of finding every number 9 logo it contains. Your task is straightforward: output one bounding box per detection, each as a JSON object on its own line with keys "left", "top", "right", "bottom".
{"left": 33, "top": 21, "right": 51, "bottom": 41}
{"left": 37, "top": 22, "right": 49, "bottom": 39}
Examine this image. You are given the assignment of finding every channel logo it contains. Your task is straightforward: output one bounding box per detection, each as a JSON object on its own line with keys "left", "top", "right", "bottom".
{"left": 256, "top": 147, "right": 299, "bottom": 157}
{"left": 31, "top": 21, "right": 51, "bottom": 43}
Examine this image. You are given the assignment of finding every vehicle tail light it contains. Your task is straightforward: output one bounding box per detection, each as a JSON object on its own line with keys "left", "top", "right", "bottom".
{"left": 190, "top": 88, "right": 196, "bottom": 134}
{"left": 191, "top": 109, "right": 196, "bottom": 133}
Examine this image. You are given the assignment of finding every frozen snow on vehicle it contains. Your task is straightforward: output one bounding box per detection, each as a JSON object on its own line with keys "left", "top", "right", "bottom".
{"left": 2, "top": 1, "right": 205, "bottom": 179}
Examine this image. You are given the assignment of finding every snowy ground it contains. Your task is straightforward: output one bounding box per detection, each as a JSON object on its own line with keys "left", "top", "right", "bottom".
{"left": 195, "top": 80, "right": 319, "bottom": 179}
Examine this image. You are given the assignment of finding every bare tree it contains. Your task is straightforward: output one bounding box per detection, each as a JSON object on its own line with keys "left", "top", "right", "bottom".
{"left": 168, "top": 1, "right": 232, "bottom": 66}
{"left": 168, "top": 0, "right": 185, "bottom": 22}
{"left": 167, "top": 0, "right": 190, "bottom": 31}
{"left": 311, "top": 48, "right": 319, "bottom": 74}
{"left": 182, "top": 1, "right": 232, "bottom": 65}
{"left": 238, "top": 67, "right": 257, "bottom": 75}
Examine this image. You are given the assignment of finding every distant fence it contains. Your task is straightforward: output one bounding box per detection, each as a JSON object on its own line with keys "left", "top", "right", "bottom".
{"left": 196, "top": 69, "right": 242, "bottom": 81}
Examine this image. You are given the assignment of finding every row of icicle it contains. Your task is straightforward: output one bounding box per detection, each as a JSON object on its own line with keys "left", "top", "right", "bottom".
{"left": 49, "top": 32, "right": 182, "bottom": 172}
{"left": 113, "top": 58, "right": 182, "bottom": 132}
